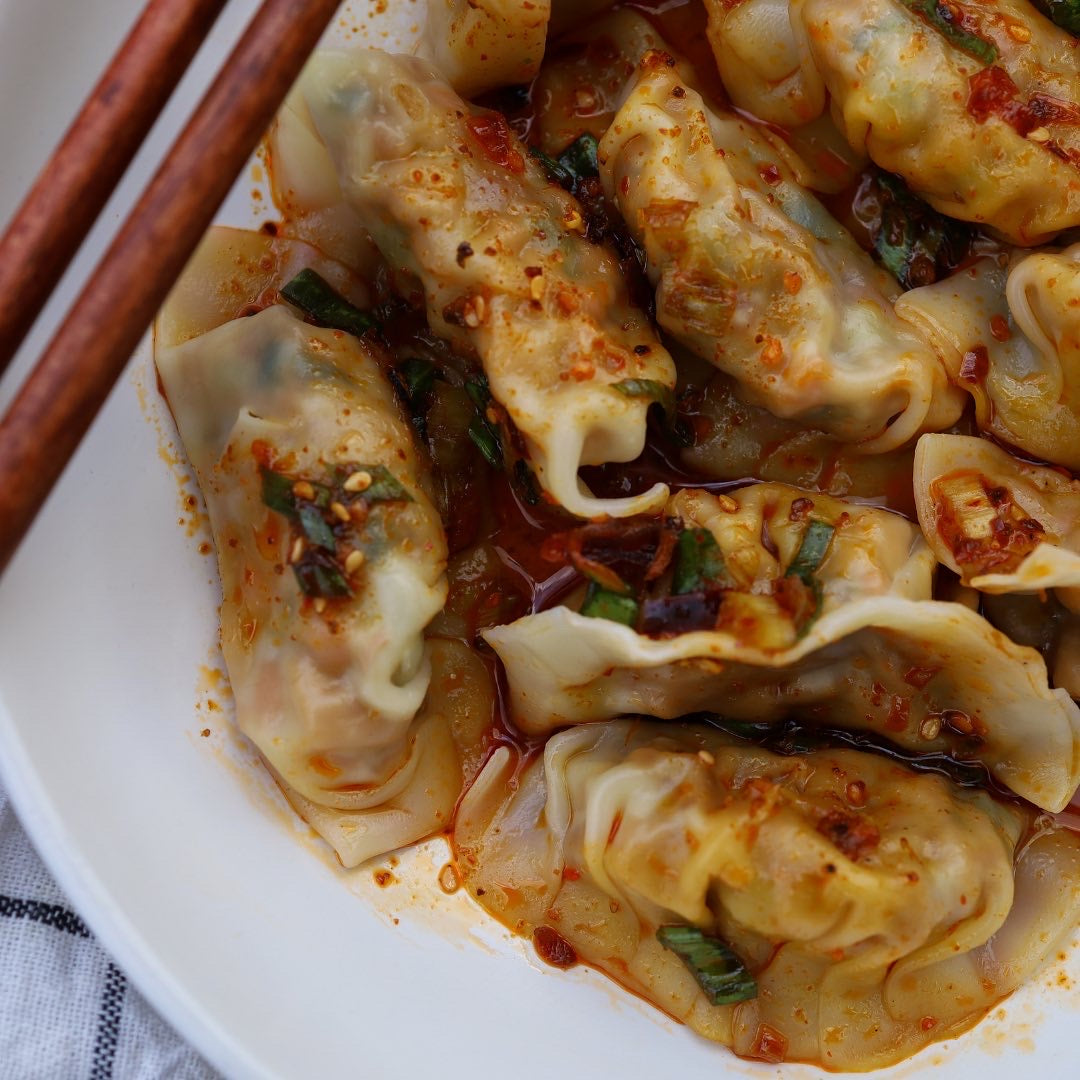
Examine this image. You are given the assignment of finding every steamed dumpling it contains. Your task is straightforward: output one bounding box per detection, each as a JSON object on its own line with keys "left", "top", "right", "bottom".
{"left": 484, "top": 484, "right": 1080, "bottom": 810}
{"left": 456, "top": 719, "right": 1080, "bottom": 1069}
{"left": 599, "top": 52, "right": 962, "bottom": 451}
{"left": 297, "top": 48, "right": 676, "bottom": 518}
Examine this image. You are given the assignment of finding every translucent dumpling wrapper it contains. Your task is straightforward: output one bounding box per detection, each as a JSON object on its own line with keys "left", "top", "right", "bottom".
{"left": 417, "top": 0, "right": 550, "bottom": 98}
{"left": 897, "top": 246, "right": 1080, "bottom": 472}
{"left": 484, "top": 484, "right": 1080, "bottom": 810}
{"left": 156, "top": 297, "right": 460, "bottom": 867}
{"left": 792, "top": 0, "right": 1080, "bottom": 244}
{"left": 599, "top": 53, "right": 962, "bottom": 452}
{"left": 454, "top": 719, "right": 1080, "bottom": 1070}
{"left": 297, "top": 48, "right": 676, "bottom": 519}
{"left": 704, "top": 0, "right": 824, "bottom": 127}
{"left": 915, "top": 433, "right": 1080, "bottom": 611}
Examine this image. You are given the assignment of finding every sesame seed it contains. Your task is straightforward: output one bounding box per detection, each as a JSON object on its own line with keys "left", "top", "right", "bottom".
{"left": 313, "top": 598, "right": 327, "bottom": 614}
{"left": 330, "top": 501, "right": 350, "bottom": 522}
{"left": 530, "top": 273, "right": 546, "bottom": 302}
{"left": 289, "top": 538, "right": 305, "bottom": 563}
{"left": 564, "top": 209, "right": 585, "bottom": 232}
{"left": 919, "top": 715, "right": 942, "bottom": 741}
{"left": 1028, "top": 126, "right": 1050, "bottom": 143}
{"left": 292, "top": 480, "right": 316, "bottom": 501}
{"left": 1007, "top": 23, "right": 1031, "bottom": 42}
{"left": 698, "top": 749, "right": 715, "bottom": 766}
{"left": 716, "top": 493, "right": 739, "bottom": 513}
{"left": 345, "top": 549, "right": 365, "bottom": 574}
{"left": 344, "top": 470, "right": 372, "bottom": 493}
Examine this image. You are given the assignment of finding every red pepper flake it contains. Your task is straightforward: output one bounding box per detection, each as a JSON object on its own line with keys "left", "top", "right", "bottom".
{"left": 886, "top": 695, "right": 911, "bottom": 732}
{"left": 903, "top": 665, "right": 940, "bottom": 690}
{"left": 748, "top": 1024, "right": 788, "bottom": 1064}
{"left": 561, "top": 866, "right": 581, "bottom": 882}
{"left": 533, "top": 926, "right": 578, "bottom": 968}
{"left": 789, "top": 497, "right": 815, "bottom": 522}
{"left": 466, "top": 114, "right": 525, "bottom": 173}
{"left": 958, "top": 345, "right": 989, "bottom": 383}
{"left": 920, "top": 1016, "right": 939, "bottom": 1032}
{"left": 758, "top": 163, "right": 782, "bottom": 186}
{"left": 989, "top": 314, "right": 1011, "bottom": 342}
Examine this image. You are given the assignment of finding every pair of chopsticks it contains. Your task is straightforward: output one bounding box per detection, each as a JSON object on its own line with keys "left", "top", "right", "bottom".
{"left": 0, "top": 0, "right": 344, "bottom": 576}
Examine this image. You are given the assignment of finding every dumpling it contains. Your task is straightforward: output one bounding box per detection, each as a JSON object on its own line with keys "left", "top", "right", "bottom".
{"left": 897, "top": 246, "right": 1080, "bottom": 471}
{"left": 599, "top": 52, "right": 962, "bottom": 452}
{"left": 915, "top": 433, "right": 1080, "bottom": 609}
{"left": 156, "top": 294, "right": 460, "bottom": 867}
{"left": 417, "top": 0, "right": 550, "bottom": 98}
{"left": 483, "top": 483, "right": 1080, "bottom": 810}
{"left": 704, "top": 0, "right": 824, "bottom": 127}
{"left": 454, "top": 719, "right": 1080, "bottom": 1069}
{"left": 298, "top": 49, "right": 676, "bottom": 518}
{"left": 793, "top": 0, "right": 1080, "bottom": 244}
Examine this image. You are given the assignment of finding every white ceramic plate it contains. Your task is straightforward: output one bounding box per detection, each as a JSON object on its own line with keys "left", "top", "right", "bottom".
{"left": 1, "top": 3, "right": 1078, "bottom": 1077}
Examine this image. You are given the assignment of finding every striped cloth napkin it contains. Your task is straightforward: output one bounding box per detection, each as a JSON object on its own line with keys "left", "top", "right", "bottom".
{"left": 0, "top": 789, "right": 218, "bottom": 1080}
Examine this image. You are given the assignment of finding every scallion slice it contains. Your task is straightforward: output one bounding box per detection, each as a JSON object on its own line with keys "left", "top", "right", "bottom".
{"left": 281, "top": 269, "right": 375, "bottom": 337}
{"left": 898, "top": 0, "right": 998, "bottom": 63}
{"left": 672, "top": 528, "right": 730, "bottom": 595}
{"left": 786, "top": 520, "right": 835, "bottom": 587}
{"left": 656, "top": 925, "right": 757, "bottom": 1006}
{"left": 580, "top": 582, "right": 639, "bottom": 627}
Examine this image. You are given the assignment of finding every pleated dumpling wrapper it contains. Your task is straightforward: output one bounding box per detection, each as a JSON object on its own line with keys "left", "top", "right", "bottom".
{"left": 455, "top": 720, "right": 1080, "bottom": 1069}
{"left": 484, "top": 483, "right": 1080, "bottom": 810}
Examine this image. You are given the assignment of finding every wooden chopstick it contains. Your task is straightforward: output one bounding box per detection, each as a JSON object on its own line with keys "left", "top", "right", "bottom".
{"left": 0, "top": 0, "right": 230, "bottom": 377}
{"left": 0, "top": 0, "right": 344, "bottom": 576}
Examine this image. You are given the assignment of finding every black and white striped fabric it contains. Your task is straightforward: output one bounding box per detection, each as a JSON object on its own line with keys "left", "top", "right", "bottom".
{"left": 0, "top": 789, "right": 218, "bottom": 1080}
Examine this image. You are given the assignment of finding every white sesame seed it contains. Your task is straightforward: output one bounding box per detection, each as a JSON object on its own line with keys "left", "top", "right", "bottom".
{"left": 313, "top": 598, "right": 327, "bottom": 614}
{"left": 289, "top": 538, "right": 305, "bottom": 563}
{"left": 345, "top": 550, "right": 365, "bottom": 574}
{"left": 1028, "top": 126, "right": 1051, "bottom": 143}
{"left": 330, "top": 501, "right": 350, "bottom": 523}
{"left": 344, "top": 470, "right": 372, "bottom": 493}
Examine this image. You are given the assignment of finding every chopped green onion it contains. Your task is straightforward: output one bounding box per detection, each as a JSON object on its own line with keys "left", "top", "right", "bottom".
{"left": 613, "top": 378, "right": 676, "bottom": 415}
{"left": 656, "top": 926, "right": 757, "bottom": 1006}
{"left": 899, "top": 0, "right": 998, "bottom": 63}
{"left": 557, "top": 133, "right": 600, "bottom": 181}
{"left": 528, "top": 146, "right": 575, "bottom": 189}
{"left": 672, "top": 528, "right": 730, "bottom": 595}
{"left": 281, "top": 269, "right": 375, "bottom": 337}
{"left": 468, "top": 417, "right": 503, "bottom": 469}
{"left": 396, "top": 357, "right": 436, "bottom": 407}
{"left": 580, "top": 582, "right": 639, "bottom": 626}
{"left": 786, "top": 520, "right": 835, "bottom": 587}
{"left": 293, "top": 555, "right": 352, "bottom": 599}
{"left": 260, "top": 467, "right": 297, "bottom": 517}
{"left": 354, "top": 464, "right": 413, "bottom": 503}
{"left": 513, "top": 458, "right": 541, "bottom": 506}
{"left": 1033, "top": 0, "right": 1080, "bottom": 34}
{"left": 297, "top": 503, "right": 337, "bottom": 550}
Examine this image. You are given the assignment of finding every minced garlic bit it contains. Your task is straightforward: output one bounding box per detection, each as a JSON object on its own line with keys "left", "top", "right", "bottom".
{"left": 463, "top": 294, "right": 487, "bottom": 328}
{"left": 344, "top": 469, "right": 373, "bottom": 493}
{"left": 345, "top": 549, "right": 365, "bottom": 574}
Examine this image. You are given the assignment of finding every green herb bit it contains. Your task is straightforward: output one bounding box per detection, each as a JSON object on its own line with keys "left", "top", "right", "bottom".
{"left": 465, "top": 375, "right": 492, "bottom": 411}
{"left": 557, "top": 133, "right": 600, "bottom": 181}
{"left": 1034, "top": 0, "right": 1080, "bottom": 34}
{"left": 468, "top": 417, "right": 503, "bottom": 469}
{"left": 672, "top": 528, "right": 730, "bottom": 595}
{"left": 899, "top": 0, "right": 999, "bottom": 63}
{"left": 580, "top": 581, "right": 640, "bottom": 627}
{"left": 396, "top": 357, "right": 436, "bottom": 408}
{"left": 613, "top": 379, "right": 677, "bottom": 416}
{"left": 786, "top": 520, "right": 835, "bottom": 587}
{"left": 656, "top": 926, "right": 757, "bottom": 1006}
{"left": 293, "top": 553, "right": 352, "bottom": 599}
{"left": 297, "top": 503, "right": 337, "bottom": 550}
{"left": 528, "top": 146, "right": 575, "bottom": 189}
{"left": 513, "top": 458, "right": 541, "bottom": 506}
{"left": 261, "top": 467, "right": 298, "bottom": 518}
{"left": 281, "top": 269, "right": 375, "bottom": 338}
{"left": 348, "top": 464, "right": 413, "bottom": 503}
